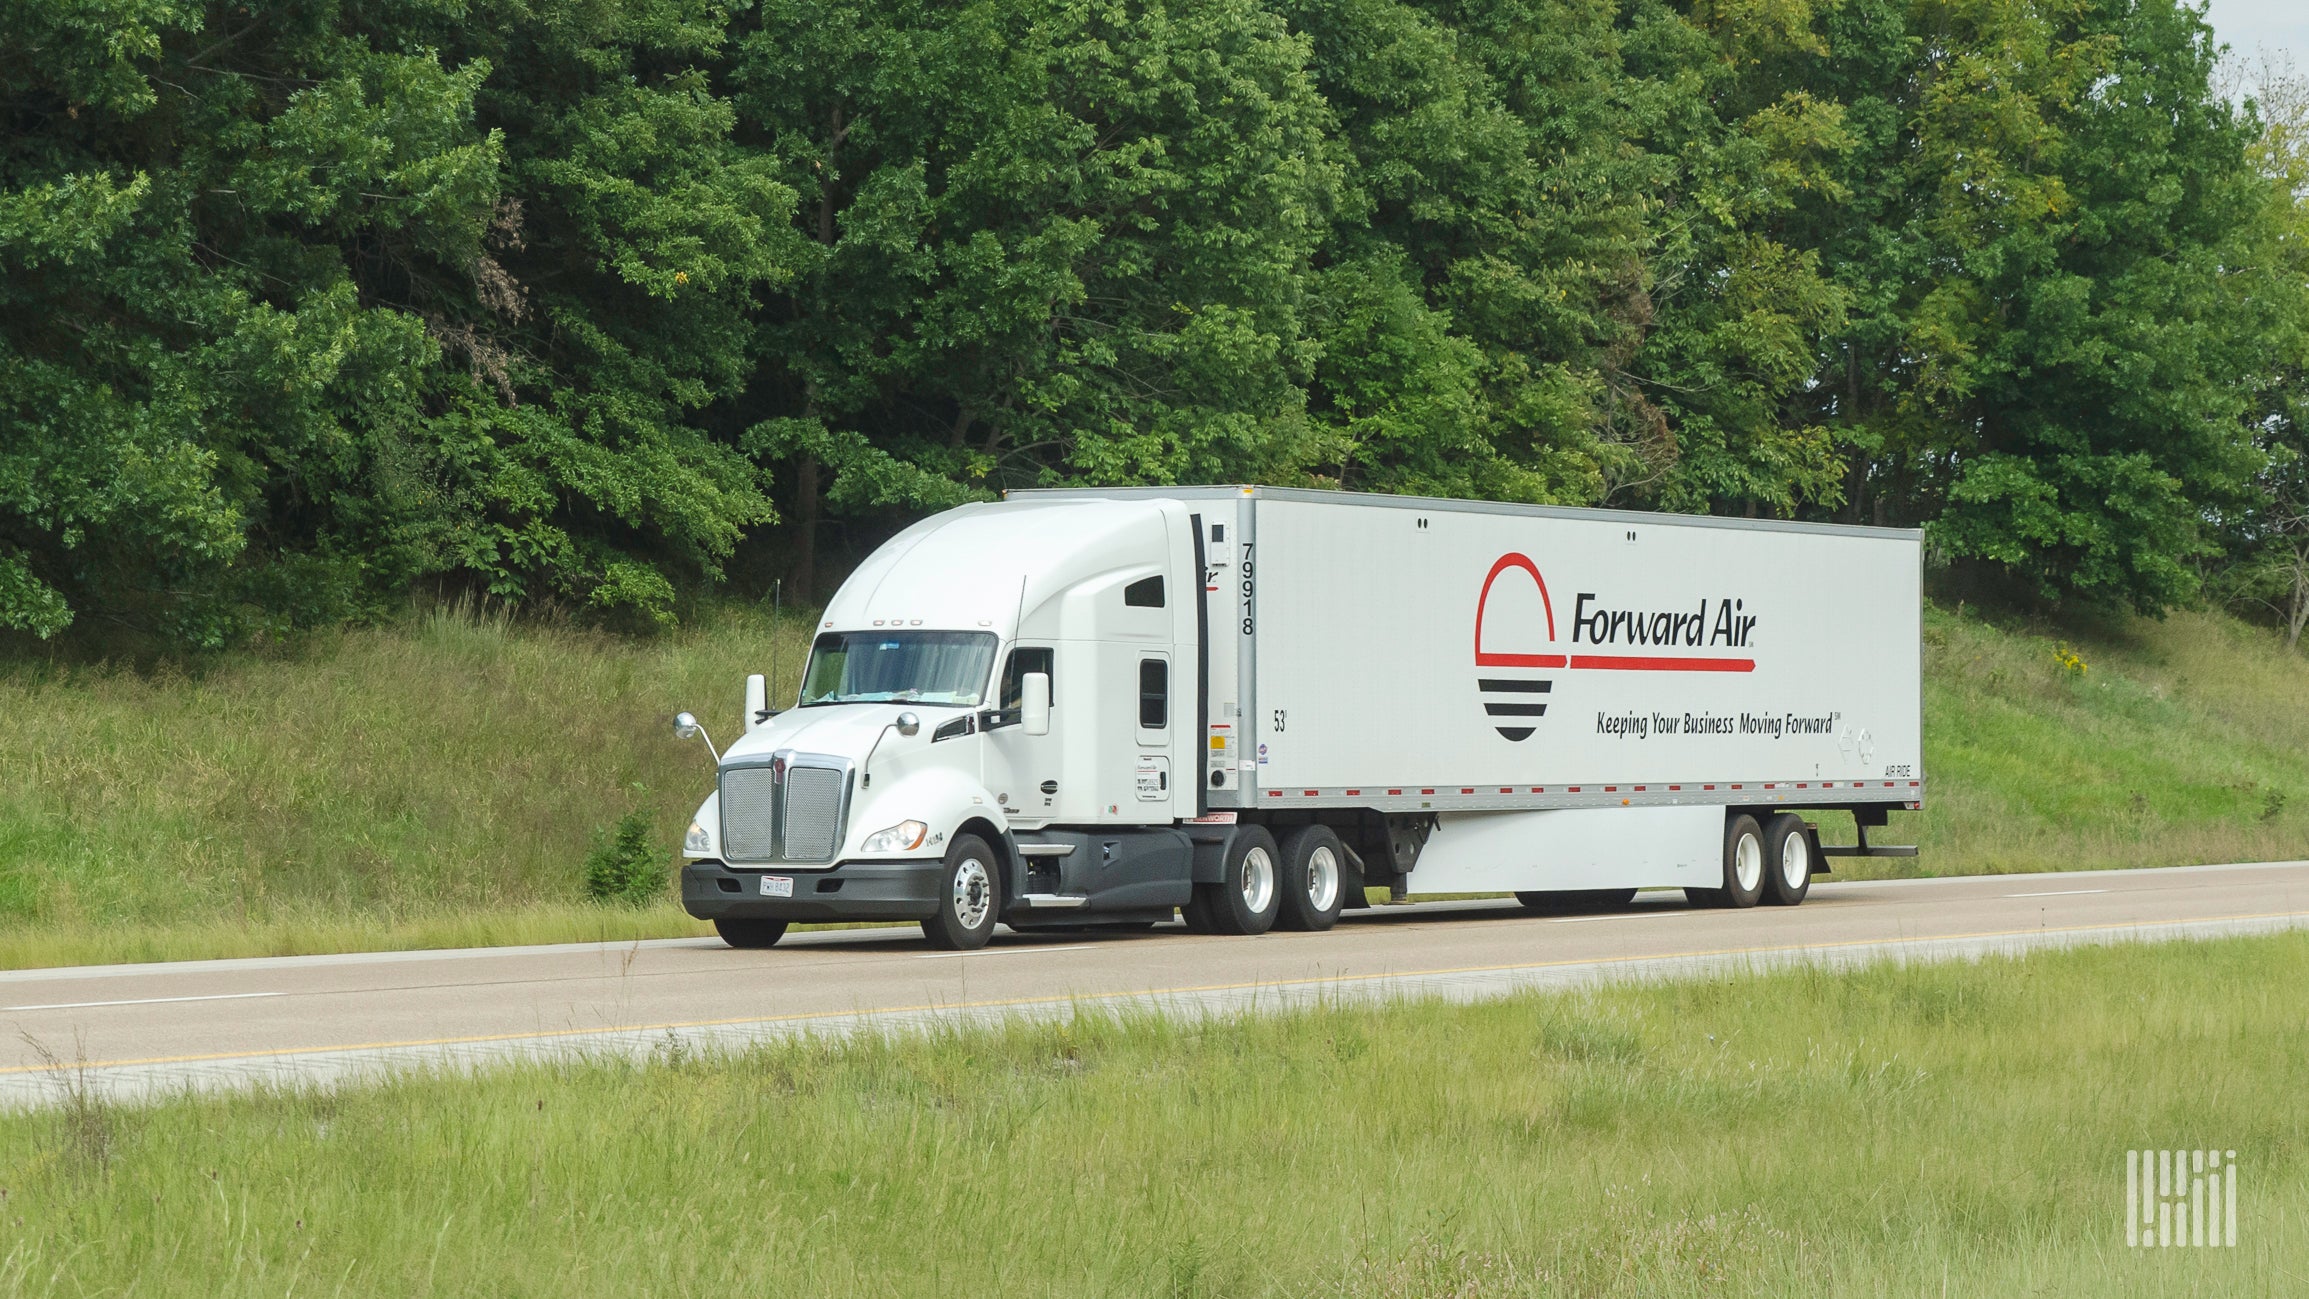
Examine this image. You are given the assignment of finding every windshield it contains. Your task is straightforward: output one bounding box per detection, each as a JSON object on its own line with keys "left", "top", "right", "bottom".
{"left": 799, "top": 631, "right": 998, "bottom": 707}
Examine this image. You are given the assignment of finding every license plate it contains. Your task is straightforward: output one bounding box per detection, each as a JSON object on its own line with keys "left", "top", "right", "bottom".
{"left": 759, "top": 875, "right": 793, "bottom": 898}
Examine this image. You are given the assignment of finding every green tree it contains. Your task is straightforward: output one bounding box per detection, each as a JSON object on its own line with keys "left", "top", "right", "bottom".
{"left": 0, "top": 0, "right": 803, "bottom": 645}
{"left": 1782, "top": 0, "right": 2275, "bottom": 611}
{"left": 730, "top": 0, "right": 1343, "bottom": 593}
{"left": 2208, "top": 59, "right": 2309, "bottom": 645}
{"left": 1, "top": 0, "right": 500, "bottom": 643}
{"left": 401, "top": 0, "right": 807, "bottom": 627}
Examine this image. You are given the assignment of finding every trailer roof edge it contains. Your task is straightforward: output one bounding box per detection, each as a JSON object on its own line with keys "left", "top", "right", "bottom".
{"left": 1004, "top": 485, "right": 1926, "bottom": 542}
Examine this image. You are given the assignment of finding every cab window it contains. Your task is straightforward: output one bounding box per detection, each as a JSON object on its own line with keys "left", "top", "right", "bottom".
{"left": 1138, "top": 658, "right": 1168, "bottom": 729}
{"left": 999, "top": 646, "right": 1055, "bottom": 713}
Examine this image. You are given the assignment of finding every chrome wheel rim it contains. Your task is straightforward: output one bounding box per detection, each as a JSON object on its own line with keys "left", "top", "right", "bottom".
{"left": 1779, "top": 832, "right": 1808, "bottom": 891}
{"left": 1240, "top": 846, "right": 1275, "bottom": 915}
{"left": 1734, "top": 832, "right": 1763, "bottom": 893}
{"left": 951, "top": 856, "right": 993, "bottom": 931}
{"left": 1305, "top": 845, "right": 1339, "bottom": 913}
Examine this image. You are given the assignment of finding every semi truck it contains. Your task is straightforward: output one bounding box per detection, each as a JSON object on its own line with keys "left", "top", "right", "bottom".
{"left": 675, "top": 486, "right": 1923, "bottom": 949}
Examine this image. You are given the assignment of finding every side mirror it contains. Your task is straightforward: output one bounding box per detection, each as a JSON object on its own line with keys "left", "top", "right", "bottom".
{"left": 1022, "top": 672, "right": 1051, "bottom": 737}
{"left": 861, "top": 711, "right": 921, "bottom": 789}
{"left": 673, "top": 711, "right": 719, "bottom": 764}
{"left": 744, "top": 674, "right": 767, "bottom": 732}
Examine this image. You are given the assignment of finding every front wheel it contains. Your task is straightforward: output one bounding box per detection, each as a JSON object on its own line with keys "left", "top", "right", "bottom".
{"left": 714, "top": 918, "right": 788, "bottom": 949}
{"left": 922, "top": 835, "right": 1001, "bottom": 950}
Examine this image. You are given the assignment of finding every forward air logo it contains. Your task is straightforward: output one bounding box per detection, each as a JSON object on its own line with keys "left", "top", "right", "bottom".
{"left": 1473, "top": 551, "right": 1762, "bottom": 743}
{"left": 1473, "top": 554, "right": 1558, "bottom": 741}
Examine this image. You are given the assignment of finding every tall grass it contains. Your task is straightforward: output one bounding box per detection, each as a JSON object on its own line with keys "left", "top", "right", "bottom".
{"left": 5, "top": 597, "right": 2309, "bottom": 966}
{"left": 0, "top": 932, "right": 2299, "bottom": 1295}
{"left": 0, "top": 601, "right": 808, "bottom": 950}
{"left": 1862, "top": 603, "right": 2309, "bottom": 876}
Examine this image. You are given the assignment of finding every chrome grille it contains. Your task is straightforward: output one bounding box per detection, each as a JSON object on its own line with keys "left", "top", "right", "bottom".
{"left": 781, "top": 765, "right": 846, "bottom": 862}
{"left": 719, "top": 766, "right": 780, "bottom": 862}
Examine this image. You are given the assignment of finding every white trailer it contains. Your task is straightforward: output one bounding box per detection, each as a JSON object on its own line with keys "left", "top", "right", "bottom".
{"left": 676, "top": 487, "right": 1922, "bottom": 949}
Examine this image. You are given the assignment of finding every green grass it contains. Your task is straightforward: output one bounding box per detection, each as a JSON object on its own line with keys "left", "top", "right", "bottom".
{"left": 1867, "top": 603, "right": 2309, "bottom": 877}
{"left": 4, "top": 932, "right": 2302, "bottom": 1296}
{"left": 0, "top": 602, "right": 813, "bottom": 963}
{"left": 4, "top": 597, "right": 2309, "bottom": 969}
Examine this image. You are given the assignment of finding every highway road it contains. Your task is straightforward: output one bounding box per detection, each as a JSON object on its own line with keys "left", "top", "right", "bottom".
{"left": 2, "top": 860, "right": 2304, "bottom": 1107}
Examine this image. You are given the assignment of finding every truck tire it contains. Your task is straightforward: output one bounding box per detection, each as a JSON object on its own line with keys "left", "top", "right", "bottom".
{"left": 1762, "top": 813, "right": 1812, "bottom": 906}
{"left": 714, "top": 918, "right": 788, "bottom": 949}
{"left": 1180, "top": 889, "right": 1217, "bottom": 934}
{"left": 1192, "top": 826, "right": 1281, "bottom": 936}
{"left": 922, "top": 834, "right": 1001, "bottom": 950}
{"left": 1275, "top": 826, "right": 1346, "bottom": 931}
{"left": 1688, "top": 813, "right": 1766, "bottom": 909}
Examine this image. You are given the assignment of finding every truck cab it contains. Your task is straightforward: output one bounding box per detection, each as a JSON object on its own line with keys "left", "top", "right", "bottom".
{"left": 677, "top": 496, "right": 1223, "bottom": 949}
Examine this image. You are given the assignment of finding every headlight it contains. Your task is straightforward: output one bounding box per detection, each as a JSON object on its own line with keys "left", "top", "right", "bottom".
{"left": 861, "top": 820, "right": 930, "bottom": 854}
{"left": 684, "top": 820, "right": 712, "bottom": 853}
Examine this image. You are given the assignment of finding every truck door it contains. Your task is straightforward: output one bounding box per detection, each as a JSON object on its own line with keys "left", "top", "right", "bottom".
{"left": 1131, "top": 649, "right": 1175, "bottom": 817}
{"left": 984, "top": 643, "right": 1061, "bottom": 821}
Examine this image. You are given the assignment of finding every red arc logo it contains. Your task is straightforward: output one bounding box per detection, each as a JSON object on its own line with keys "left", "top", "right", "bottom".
{"left": 1472, "top": 552, "right": 1558, "bottom": 741}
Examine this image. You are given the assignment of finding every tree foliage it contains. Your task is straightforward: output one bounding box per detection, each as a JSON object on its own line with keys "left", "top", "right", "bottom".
{"left": 2, "top": 0, "right": 2300, "bottom": 645}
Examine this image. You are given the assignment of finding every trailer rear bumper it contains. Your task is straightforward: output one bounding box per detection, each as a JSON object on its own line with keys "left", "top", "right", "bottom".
{"left": 680, "top": 859, "right": 943, "bottom": 922}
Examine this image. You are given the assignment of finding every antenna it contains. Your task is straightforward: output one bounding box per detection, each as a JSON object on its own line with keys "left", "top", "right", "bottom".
{"left": 770, "top": 578, "right": 784, "bottom": 713}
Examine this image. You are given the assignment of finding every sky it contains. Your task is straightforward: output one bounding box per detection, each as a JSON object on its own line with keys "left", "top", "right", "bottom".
{"left": 2203, "top": 0, "right": 2307, "bottom": 71}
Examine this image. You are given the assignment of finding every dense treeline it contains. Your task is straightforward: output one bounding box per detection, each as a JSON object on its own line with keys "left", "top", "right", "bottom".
{"left": 4, "top": 0, "right": 2306, "bottom": 646}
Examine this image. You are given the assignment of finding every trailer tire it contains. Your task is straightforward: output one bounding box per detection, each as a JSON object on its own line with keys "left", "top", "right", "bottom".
{"left": 713, "top": 918, "right": 788, "bottom": 949}
{"left": 1762, "top": 814, "right": 1812, "bottom": 906}
{"left": 1275, "top": 826, "right": 1346, "bottom": 931}
{"left": 1193, "top": 826, "right": 1281, "bottom": 936}
{"left": 922, "top": 834, "right": 1001, "bottom": 950}
{"left": 1690, "top": 813, "right": 1767, "bottom": 909}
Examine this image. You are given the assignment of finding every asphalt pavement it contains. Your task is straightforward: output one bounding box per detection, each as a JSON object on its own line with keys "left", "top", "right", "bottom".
{"left": 2, "top": 860, "right": 2303, "bottom": 1107}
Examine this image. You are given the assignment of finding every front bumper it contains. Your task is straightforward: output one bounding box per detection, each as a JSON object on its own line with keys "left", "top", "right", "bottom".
{"left": 681, "top": 859, "right": 944, "bottom": 922}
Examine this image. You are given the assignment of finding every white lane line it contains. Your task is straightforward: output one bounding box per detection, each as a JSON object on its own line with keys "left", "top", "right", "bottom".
{"left": 2005, "top": 888, "right": 2108, "bottom": 898}
{"left": 914, "top": 944, "right": 1098, "bottom": 960}
{"left": 4, "top": 991, "right": 285, "bottom": 1013}
{"left": 1548, "top": 911, "right": 1701, "bottom": 924}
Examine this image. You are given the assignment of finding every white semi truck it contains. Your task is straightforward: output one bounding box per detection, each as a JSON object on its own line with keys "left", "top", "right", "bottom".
{"left": 675, "top": 487, "right": 1923, "bottom": 949}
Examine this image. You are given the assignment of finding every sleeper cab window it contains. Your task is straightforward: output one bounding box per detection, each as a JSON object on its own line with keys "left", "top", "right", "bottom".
{"left": 1123, "top": 575, "right": 1164, "bottom": 608}
{"left": 1139, "top": 658, "right": 1168, "bottom": 729}
{"left": 1000, "top": 646, "right": 1054, "bottom": 713}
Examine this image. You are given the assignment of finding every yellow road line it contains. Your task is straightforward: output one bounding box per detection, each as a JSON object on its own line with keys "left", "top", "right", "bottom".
{"left": 6, "top": 909, "right": 2304, "bottom": 1077}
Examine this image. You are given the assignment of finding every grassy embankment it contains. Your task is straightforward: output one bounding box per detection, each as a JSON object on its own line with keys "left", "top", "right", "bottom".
{"left": 3, "top": 931, "right": 2301, "bottom": 1296}
{"left": 3, "top": 600, "right": 2308, "bottom": 967}
{"left": 0, "top": 603, "right": 803, "bottom": 968}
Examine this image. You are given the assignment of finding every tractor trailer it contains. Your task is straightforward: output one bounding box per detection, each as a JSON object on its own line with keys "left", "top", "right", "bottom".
{"left": 675, "top": 486, "right": 1923, "bottom": 949}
